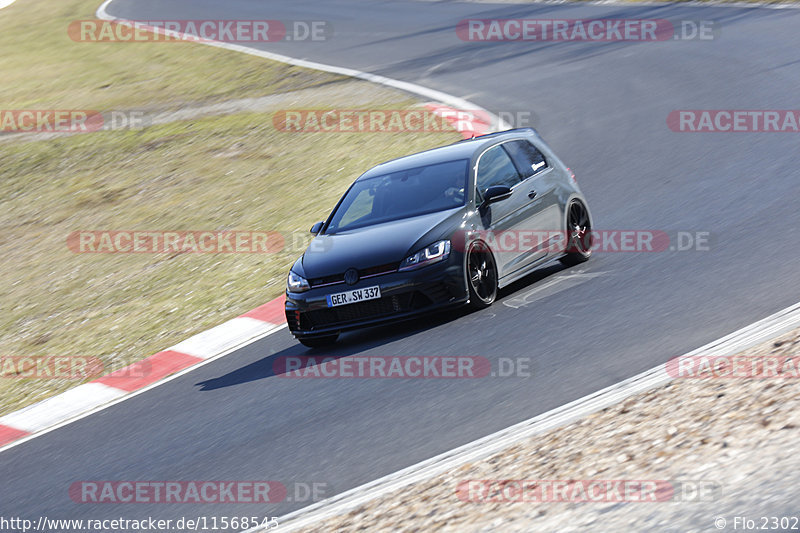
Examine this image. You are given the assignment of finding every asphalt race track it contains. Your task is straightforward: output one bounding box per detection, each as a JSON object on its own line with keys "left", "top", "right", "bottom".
{"left": 2, "top": 0, "right": 800, "bottom": 525}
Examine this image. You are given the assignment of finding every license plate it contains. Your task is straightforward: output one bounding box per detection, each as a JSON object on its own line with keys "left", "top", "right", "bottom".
{"left": 326, "top": 286, "right": 381, "bottom": 307}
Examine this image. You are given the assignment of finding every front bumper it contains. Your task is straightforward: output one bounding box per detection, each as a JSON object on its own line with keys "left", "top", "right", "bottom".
{"left": 285, "top": 258, "right": 467, "bottom": 337}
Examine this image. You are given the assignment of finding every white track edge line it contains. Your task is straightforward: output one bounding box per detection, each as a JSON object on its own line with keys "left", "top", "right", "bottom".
{"left": 262, "top": 301, "right": 800, "bottom": 532}
{"left": 0, "top": 323, "right": 286, "bottom": 453}
{"left": 95, "top": 0, "right": 511, "bottom": 131}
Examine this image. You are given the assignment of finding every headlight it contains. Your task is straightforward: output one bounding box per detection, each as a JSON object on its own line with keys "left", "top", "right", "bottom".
{"left": 287, "top": 271, "right": 311, "bottom": 292}
{"left": 399, "top": 240, "right": 451, "bottom": 271}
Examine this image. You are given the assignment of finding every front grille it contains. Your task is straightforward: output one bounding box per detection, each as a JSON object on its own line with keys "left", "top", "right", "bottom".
{"left": 285, "top": 309, "right": 300, "bottom": 331}
{"left": 289, "top": 283, "right": 458, "bottom": 332}
{"left": 306, "top": 294, "right": 410, "bottom": 327}
{"left": 309, "top": 262, "right": 397, "bottom": 287}
{"left": 360, "top": 262, "right": 398, "bottom": 277}
{"left": 424, "top": 282, "right": 453, "bottom": 304}
{"left": 309, "top": 273, "right": 345, "bottom": 287}
{"left": 303, "top": 292, "right": 422, "bottom": 329}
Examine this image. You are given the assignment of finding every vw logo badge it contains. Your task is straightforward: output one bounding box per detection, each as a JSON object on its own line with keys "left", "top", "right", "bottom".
{"left": 344, "top": 268, "right": 360, "bottom": 285}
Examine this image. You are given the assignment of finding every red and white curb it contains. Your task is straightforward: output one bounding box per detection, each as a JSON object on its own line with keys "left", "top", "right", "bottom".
{"left": 0, "top": 296, "right": 287, "bottom": 450}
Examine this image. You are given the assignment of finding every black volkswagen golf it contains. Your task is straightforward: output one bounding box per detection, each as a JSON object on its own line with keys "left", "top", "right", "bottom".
{"left": 285, "top": 128, "right": 592, "bottom": 346}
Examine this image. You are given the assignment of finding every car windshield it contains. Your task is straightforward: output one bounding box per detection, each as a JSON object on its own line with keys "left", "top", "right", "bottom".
{"left": 325, "top": 159, "right": 469, "bottom": 233}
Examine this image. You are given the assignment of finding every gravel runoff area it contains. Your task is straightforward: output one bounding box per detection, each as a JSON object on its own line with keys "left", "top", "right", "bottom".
{"left": 299, "top": 327, "right": 800, "bottom": 532}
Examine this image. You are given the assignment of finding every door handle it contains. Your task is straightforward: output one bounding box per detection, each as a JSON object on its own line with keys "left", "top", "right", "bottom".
{"left": 528, "top": 190, "right": 537, "bottom": 199}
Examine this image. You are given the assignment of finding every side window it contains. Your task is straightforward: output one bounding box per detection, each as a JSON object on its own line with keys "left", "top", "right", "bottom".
{"left": 476, "top": 145, "right": 521, "bottom": 199}
{"left": 504, "top": 140, "right": 548, "bottom": 179}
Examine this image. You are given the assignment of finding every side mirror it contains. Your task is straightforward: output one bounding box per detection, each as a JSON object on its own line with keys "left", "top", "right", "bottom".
{"left": 482, "top": 185, "right": 513, "bottom": 205}
{"left": 310, "top": 221, "right": 324, "bottom": 235}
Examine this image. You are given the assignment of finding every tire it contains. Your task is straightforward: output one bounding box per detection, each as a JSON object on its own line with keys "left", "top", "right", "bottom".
{"left": 298, "top": 334, "right": 339, "bottom": 348}
{"left": 560, "top": 200, "right": 592, "bottom": 267}
{"left": 466, "top": 241, "right": 498, "bottom": 309}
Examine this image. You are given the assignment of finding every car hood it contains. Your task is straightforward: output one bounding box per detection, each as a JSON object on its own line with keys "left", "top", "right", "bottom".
{"left": 301, "top": 208, "right": 464, "bottom": 279}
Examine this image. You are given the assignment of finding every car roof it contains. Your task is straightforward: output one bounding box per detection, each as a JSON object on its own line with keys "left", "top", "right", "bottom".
{"left": 356, "top": 128, "right": 537, "bottom": 180}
